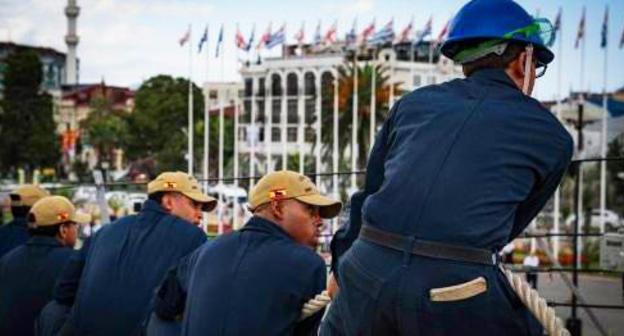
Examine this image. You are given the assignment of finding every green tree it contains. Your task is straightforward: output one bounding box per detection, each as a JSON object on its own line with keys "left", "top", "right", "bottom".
{"left": 319, "top": 61, "right": 400, "bottom": 187}
{"left": 81, "top": 96, "right": 128, "bottom": 167}
{"left": 0, "top": 50, "right": 60, "bottom": 176}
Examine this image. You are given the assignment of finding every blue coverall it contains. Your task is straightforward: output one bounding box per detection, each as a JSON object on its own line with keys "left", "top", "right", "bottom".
{"left": 154, "top": 216, "right": 326, "bottom": 336}
{"left": 322, "top": 69, "right": 573, "bottom": 336}
{"left": 0, "top": 215, "right": 30, "bottom": 257}
{"left": 47, "top": 199, "right": 207, "bottom": 336}
{"left": 0, "top": 236, "right": 74, "bottom": 336}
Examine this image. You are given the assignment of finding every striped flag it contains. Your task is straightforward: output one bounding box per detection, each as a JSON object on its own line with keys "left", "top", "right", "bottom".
{"left": 433, "top": 18, "right": 450, "bottom": 48}
{"left": 313, "top": 21, "right": 322, "bottom": 47}
{"left": 198, "top": 25, "right": 208, "bottom": 53}
{"left": 600, "top": 5, "right": 608, "bottom": 48}
{"left": 359, "top": 19, "right": 376, "bottom": 45}
{"left": 215, "top": 24, "right": 224, "bottom": 57}
{"left": 323, "top": 20, "right": 338, "bottom": 46}
{"left": 395, "top": 17, "right": 413, "bottom": 44}
{"left": 345, "top": 19, "right": 357, "bottom": 48}
{"left": 235, "top": 25, "right": 247, "bottom": 50}
{"left": 294, "top": 22, "right": 305, "bottom": 44}
{"left": 179, "top": 25, "right": 191, "bottom": 46}
{"left": 245, "top": 25, "right": 255, "bottom": 51}
{"left": 575, "top": 7, "right": 585, "bottom": 49}
{"left": 620, "top": 24, "right": 624, "bottom": 49}
{"left": 368, "top": 19, "right": 394, "bottom": 46}
{"left": 266, "top": 24, "right": 285, "bottom": 49}
{"left": 413, "top": 16, "right": 432, "bottom": 46}
{"left": 553, "top": 8, "right": 562, "bottom": 34}
{"left": 256, "top": 23, "right": 272, "bottom": 50}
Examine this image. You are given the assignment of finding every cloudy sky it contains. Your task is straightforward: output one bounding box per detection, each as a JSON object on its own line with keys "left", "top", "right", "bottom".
{"left": 1, "top": 0, "right": 623, "bottom": 101}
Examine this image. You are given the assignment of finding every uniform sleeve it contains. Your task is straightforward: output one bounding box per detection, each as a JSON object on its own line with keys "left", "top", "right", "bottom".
{"left": 53, "top": 236, "right": 91, "bottom": 305}
{"left": 329, "top": 102, "right": 398, "bottom": 276}
{"left": 509, "top": 138, "right": 573, "bottom": 240}
{"left": 153, "top": 246, "right": 202, "bottom": 320}
{"left": 293, "top": 258, "right": 327, "bottom": 336}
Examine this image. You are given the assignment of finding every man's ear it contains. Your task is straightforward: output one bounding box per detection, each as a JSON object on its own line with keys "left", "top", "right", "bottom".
{"left": 270, "top": 200, "right": 284, "bottom": 220}
{"left": 161, "top": 193, "right": 174, "bottom": 212}
{"left": 58, "top": 223, "right": 69, "bottom": 240}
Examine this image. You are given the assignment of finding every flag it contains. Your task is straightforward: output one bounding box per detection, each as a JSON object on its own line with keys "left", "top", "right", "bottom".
{"left": 395, "top": 18, "right": 413, "bottom": 44}
{"left": 413, "top": 16, "right": 432, "bottom": 45}
{"left": 245, "top": 25, "right": 255, "bottom": 51}
{"left": 294, "top": 22, "right": 305, "bottom": 44}
{"left": 345, "top": 19, "right": 357, "bottom": 47}
{"left": 266, "top": 24, "right": 285, "bottom": 49}
{"left": 215, "top": 24, "right": 224, "bottom": 57}
{"left": 620, "top": 24, "right": 624, "bottom": 49}
{"left": 235, "top": 25, "right": 247, "bottom": 50}
{"left": 600, "top": 5, "right": 608, "bottom": 48}
{"left": 198, "top": 25, "right": 208, "bottom": 53}
{"left": 553, "top": 8, "right": 562, "bottom": 33}
{"left": 433, "top": 18, "right": 450, "bottom": 48}
{"left": 368, "top": 19, "right": 394, "bottom": 46}
{"left": 323, "top": 20, "right": 338, "bottom": 45}
{"left": 179, "top": 25, "right": 190, "bottom": 46}
{"left": 313, "top": 21, "right": 322, "bottom": 47}
{"left": 257, "top": 23, "right": 272, "bottom": 50}
{"left": 359, "top": 19, "right": 376, "bottom": 45}
{"left": 575, "top": 7, "right": 585, "bottom": 49}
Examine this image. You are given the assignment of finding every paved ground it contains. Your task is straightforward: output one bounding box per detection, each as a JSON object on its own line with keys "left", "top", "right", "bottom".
{"left": 531, "top": 272, "right": 623, "bottom": 336}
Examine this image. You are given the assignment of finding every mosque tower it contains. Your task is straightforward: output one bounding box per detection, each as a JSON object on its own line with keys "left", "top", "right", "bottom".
{"left": 64, "top": 0, "right": 79, "bottom": 85}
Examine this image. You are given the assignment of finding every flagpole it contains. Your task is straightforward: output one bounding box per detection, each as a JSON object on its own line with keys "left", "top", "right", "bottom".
{"left": 298, "top": 72, "right": 304, "bottom": 174}
{"left": 332, "top": 67, "right": 339, "bottom": 232}
{"left": 577, "top": 7, "right": 586, "bottom": 268}
{"left": 188, "top": 25, "right": 194, "bottom": 176}
{"left": 553, "top": 10, "right": 562, "bottom": 260}
{"left": 233, "top": 96, "right": 240, "bottom": 230}
{"left": 250, "top": 77, "right": 257, "bottom": 189}
{"left": 351, "top": 48, "right": 359, "bottom": 193}
{"left": 600, "top": 6, "right": 609, "bottom": 234}
{"left": 265, "top": 73, "right": 272, "bottom": 172}
{"left": 315, "top": 70, "right": 321, "bottom": 185}
{"left": 282, "top": 70, "right": 287, "bottom": 170}
{"left": 202, "top": 25, "right": 210, "bottom": 233}
{"left": 218, "top": 25, "right": 225, "bottom": 235}
{"left": 370, "top": 55, "right": 376, "bottom": 152}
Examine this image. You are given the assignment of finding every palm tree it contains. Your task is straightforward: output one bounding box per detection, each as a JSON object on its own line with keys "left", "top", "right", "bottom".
{"left": 319, "top": 61, "right": 402, "bottom": 187}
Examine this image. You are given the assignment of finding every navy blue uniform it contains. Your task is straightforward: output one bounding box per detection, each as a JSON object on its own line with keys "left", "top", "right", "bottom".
{"left": 0, "top": 236, "right": 74, "bottom": 336}
{"left": 53, "top": 200, "right": 206, "bottom": 336}
{"left": 179, "top": 216, "right": 326, "bottom": 336}
{"left": 0, "top": 216, "right": 30, "bottom": 257}
{"left": 323, "top": 69, "right": 573, "bottom": 335}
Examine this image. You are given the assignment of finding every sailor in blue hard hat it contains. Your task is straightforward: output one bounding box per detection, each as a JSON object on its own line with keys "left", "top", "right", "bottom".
{"left": 321, "top": 1, "right": 573, "bottom": 335}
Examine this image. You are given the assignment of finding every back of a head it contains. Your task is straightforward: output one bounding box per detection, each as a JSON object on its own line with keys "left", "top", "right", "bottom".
{"left": 10, "top": 184, "right": 50, "bottom": 218}
{"left": 441, "top": 0, "right": 555, "bottom": 76}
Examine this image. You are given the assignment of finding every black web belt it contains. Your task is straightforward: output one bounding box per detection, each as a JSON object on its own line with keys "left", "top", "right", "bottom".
{"left": 359, "top": 224, "right": 498, "bottom": 266}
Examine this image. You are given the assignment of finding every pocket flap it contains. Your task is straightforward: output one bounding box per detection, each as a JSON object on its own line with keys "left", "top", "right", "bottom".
{"left": 429, "top": 276, "right": 487, "bottom": 302}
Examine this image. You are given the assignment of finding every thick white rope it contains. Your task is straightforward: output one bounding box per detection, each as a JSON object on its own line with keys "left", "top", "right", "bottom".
{"left": 299, "top": 290, "right": 331, "bottom": 321}
{"left": 500, "top": 265, "right": 570, "bottom": 336}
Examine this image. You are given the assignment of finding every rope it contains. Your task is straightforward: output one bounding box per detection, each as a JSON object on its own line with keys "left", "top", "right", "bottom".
{"left": 299, "top": 290, "right": 331, "bottom": 320}
{"left": 500, "top": 266, "right": 570, "bottom": 336}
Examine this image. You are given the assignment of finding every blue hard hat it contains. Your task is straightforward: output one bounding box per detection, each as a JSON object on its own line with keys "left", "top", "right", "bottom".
{"left": 441, "top": 0, "right": 555, "bottom": 65}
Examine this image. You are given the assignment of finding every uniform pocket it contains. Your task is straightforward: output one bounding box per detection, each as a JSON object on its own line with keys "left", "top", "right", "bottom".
{"left": 430, "top": 276, "right": 487, "bottom": 302}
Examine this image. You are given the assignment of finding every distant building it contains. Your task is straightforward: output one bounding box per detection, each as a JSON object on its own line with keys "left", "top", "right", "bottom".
{"left": 237, "top": 41, "right": 463, "bottom": 177}
{"left": 0, "top": 42, "right": 70, "bottom": 97}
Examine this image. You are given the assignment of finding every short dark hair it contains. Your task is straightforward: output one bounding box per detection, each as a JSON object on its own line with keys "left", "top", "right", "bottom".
{"left": 148, "top": 191, "right": 167, "bottom": 205}
{"left": 28, "top": 223, "right": 63, "bottom": 237}
{"left": 461, "top": 41, "right": 526, "bottom": 77}
{"left": 11, "top": 206, "right": 30, "bottom": 218}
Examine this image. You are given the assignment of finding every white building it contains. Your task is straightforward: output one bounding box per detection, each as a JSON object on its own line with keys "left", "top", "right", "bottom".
{"left": 237, "top": 41, "right": 463, "bottom": 183}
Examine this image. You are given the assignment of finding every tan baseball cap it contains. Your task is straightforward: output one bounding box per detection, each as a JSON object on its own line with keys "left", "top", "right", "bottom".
{"left": 10, "top": 184, "right": 50, "bottom": 207}
{"left": 249, "top": 170, "right": 342, "bottom": 219}
{"left": 147, "top": 171, "right": 217, "bottom": 211}
{"left": 28, "top": 196, "right": 91, "bottom": 227}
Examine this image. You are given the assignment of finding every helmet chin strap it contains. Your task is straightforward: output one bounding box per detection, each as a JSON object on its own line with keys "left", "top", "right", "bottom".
{"left": 522, "top": 44, "right": 534, "bottom": 95}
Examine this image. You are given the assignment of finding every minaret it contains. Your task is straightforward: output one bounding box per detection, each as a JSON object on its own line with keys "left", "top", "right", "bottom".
{"left": 64, "top": 0, "right": 80, "bottom": 85}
